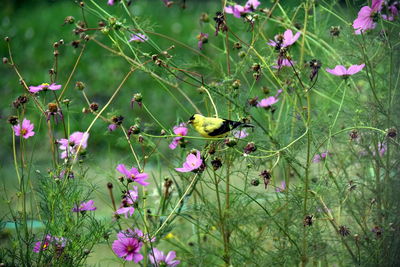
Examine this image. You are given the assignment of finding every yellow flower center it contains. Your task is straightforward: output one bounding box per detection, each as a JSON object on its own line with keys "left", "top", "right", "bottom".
{"left": 126, "top": 245, "right": 134, "bottom": 252}
{"left": 21, "top": 129, "right": 27, "bottom": 135}
{"left": 130, "top": 174, "right": 136, "bottom": 180}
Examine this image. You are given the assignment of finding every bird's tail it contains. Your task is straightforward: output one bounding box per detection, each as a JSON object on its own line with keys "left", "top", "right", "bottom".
{"left": 230, "top": 121, "right": 255, "bottom": 129}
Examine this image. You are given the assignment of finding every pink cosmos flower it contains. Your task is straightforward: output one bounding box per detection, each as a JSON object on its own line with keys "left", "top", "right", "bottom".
{"left": 233, "top": 129, "right": 249, "bottom": 139}
{"left": 197, "top": 33, "right": 209, "bottom": 50}
{"left": 245, "top": 0, "right": 261, "bottom": 11}
{"left": 313, "top": 151, "right": 329, "bottom": 163}
{"left": 112, "top": 234, "right": 143, "bottom": 262}
{"left": 13, "top": 118, "right": 35, "bottom": 139}
{"left": 353, "top": 0, "right": 384, "bottom": 34}
{"left": 257, "top": 96, "right": 279, "bottom": 108}
{"left": 225, "top": 0, "right": 260, "bottom": 18}
{"left": 33, "top": 234, "right": 52, "bottom": 253}
{"left": 129, "top": 33, "right": 148, "bottom": 43}
{"left": 175, "top": 150, "right": 202, "bottom": 172}
{"left": 72, "top": 200, "right": 96, "bottom": 212}
{"left": 268, "top": 29, "right": 301, "bottom": 48}
{"left": 272, "top": 58, "right": 295, "bottom": 69}
{"left": 108, "top": 0, "right": 115, "bottom": 5}
{"left": 108, "top": 124, "right": 118, "bottom": 132}
{"left": 29, "top": 83, "right": 62, "bottom": 93}
{"left": 276, "top": 181, "right": 286, "bottom": 192}
{"left": 116, "top": 186, "right": 139, "bottom": 218}
{"left": 116, "top": 164, "right": 149, "bottom": 186}
{"left": 382, "top": 2, "right": 399, "bottom": 20}
{"left": 169, "top": 123, "right": 188, "bottom": 150}
{"left": 326, "top": 64, "right": 365, "bottom": 77}
{"left": 58, "top": 131, "right": 89, "bottom": 159}
{"left": 118, "top": 228, "right": 155, "bottom": 243}
{"left": 149, "top": 248, "right": 180, "bottom": 267}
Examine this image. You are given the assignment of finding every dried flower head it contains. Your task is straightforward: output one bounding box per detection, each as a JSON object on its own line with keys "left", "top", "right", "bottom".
{"left": 338, "top": 225, "right": 351, "bottom": 236}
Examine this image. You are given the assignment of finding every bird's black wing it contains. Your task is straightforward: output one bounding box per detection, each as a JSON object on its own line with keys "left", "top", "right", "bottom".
{"left": 207, "top": 120, "right": 233, "bottom": 136}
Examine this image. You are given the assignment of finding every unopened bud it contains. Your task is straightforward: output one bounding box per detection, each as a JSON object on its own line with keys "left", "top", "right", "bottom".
{"left": 3, "top": 57, "right": 8, "bottom": 64}
{"left": 75, "top": 81, "right": 85, "bottom": 91}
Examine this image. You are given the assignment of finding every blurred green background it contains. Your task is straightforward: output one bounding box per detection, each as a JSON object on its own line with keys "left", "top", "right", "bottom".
{"left": 0, "top": 0, "right": 367, "bottom": 265}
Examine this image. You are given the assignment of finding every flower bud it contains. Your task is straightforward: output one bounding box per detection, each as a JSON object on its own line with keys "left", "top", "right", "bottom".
{"left": 107, "top": 182, "right": 113, "bottom": 189}
{"left": 75, "top": 81, "right": 85, "bottom": 91}
{"left": 64, "top": 16, "right": 75, "bottom": 24}
{"left": 2, "top": 57, "right": 8, "bottom": 64}
{"left": 251, "top": 179, "right": 260, "bottom": 186}
{"left": 231, "top": 79, "right": 241, "bottom": 89}
{"left": 233, "top": 42, "right": 242, "bottom": 49}
{"left": 4, "top": 37, "right": 10, "bottom": 42}
{"left": 330, "top": 26, "right": 341, "bottom": 37}
{"left": 238, "top": 51, "right": 246, "bottom": 58}
{"left": 199, "top": 12, "right": 209, "bottom": 23}
{"left": 211, "top": 158, "right": 222, "bottom": 170}
{"left": 387, "top": 128, "right": 397, "bottom": 138}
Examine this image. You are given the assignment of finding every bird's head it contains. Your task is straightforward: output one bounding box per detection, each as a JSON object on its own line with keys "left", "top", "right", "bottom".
{"left": 187, "top": 114, "right": 201, "bottom": 125}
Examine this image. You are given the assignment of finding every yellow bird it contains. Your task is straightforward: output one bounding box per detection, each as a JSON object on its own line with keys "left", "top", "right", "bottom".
{"left": 187, "top": 114, "right": 254, "bottom": 138}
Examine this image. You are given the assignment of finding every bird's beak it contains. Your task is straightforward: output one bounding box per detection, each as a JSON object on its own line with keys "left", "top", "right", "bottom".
{"left": 187, "top": 120, "right": 192, "bottom": 124}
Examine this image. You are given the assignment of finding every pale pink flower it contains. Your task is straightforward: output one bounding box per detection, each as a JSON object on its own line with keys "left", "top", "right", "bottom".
{"left": 116, "top": 164, "right": 149, "bottom": 186}
{"left": 175, "top": 150, "right": 202, "bottom": 172}
{"left": 169, "top": 123, "right": 188, "bottom": 150}
{"left": 29, "top": 83, "right": 61, "bottom": 93}
{"left": 257, "top": 96, "right": 279, "bottom": 108}
{"left": 268, "top": 29, "right": 301, "bottom": 48}
{"left": 108, "top": 0, "right": 115, "bottom": 5}
{"left": 116, "top": 186, "right": 139, "bottom": 218}
{"left": 58, "top": 132, "right": 89, "bottom": 159}
{"left": 272, "top": 58, "right": 295, "bottom": 69}
{"left": 72, "top": 200, "right": 96, "bottom": 212}
{"left": 353, "top": 0, "right": 384, "bottom": 34}
{"left": 326, "top": 64, "right": 365, "bottom": 77}
{"left": 129, "top": 33, "right": 148, "bottom": 43}
{"left": 233, "top": 129, "right": 249, "bottom": 139}
{"left": 225, "top": 0, "right": 260, "bottom": 18}
{"left": 149, "top": 248, "right": 180, "bottom": 267}
{"left": 13, "top": 118, "right": 35, "bottom": 139}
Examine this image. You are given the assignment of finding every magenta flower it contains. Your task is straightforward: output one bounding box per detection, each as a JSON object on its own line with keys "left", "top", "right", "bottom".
{"left": 58, "top": 131, "right": 89, "bottom": 159}
{"left": 169, "top": 123, "right": 188, "bottom": 150}
{"left": 257, "top": 96, "right": 279, "bottom": 108}
{"left": 112, "top": 234, "right": 143, "bottom": 262}
{"left": 13, "top": 118, "right": 35, "bottom": 139}
{"left": 129, "top": 33, "right": 148, "bottom": 43}
{"left": 108, "top": 0, "right": 115, "bottom": 5}
{"left": 353, "top": 0, "right": 384, "bottom": 34}
{"left": 233, "top": 129, "right": 249, "bottom": 139}
{"left": 272, "top": 58, "right": 295, "bottom": 69}
{"left": 275, "top": 181, "right": 286, "bottom": 192}
{"left": 149, "top": 248, "right": 180, "bottom": 267}
{"left": 245, "top": 0, "right": 260, "bottom": 11}
{"left": 197, "top": 33, "right": 209, "bottom": 50}
{"left": 175, "top": 150, "right": 203, "bottom": 172}
{"left": 72, "top": 200, "right": 96, "bottom": 212}
{"left": 108, "top": 124, "right": 118, "bottom": 132}
{"left": 313, "top": 151, "right": 329, "bottom": 163}
{"left": 33, "top": 234, "right": 52, "bottom": 253}
{"left": 326, "top": 64, "right": 365, "bottom": 77}
{"left": 29, "top": 83, "right": 62, "bottom": 93}
{"left": 116, "top": 164, "right": 149, "bottom": 186}
{"left": 116, "top": 186, "right": 139, "bottom": 218}
{"left": 225, "top": 0, "right": 260, "bottom": 18}
{"left": 268, "top": 29, "right": 301, "bottom": 48}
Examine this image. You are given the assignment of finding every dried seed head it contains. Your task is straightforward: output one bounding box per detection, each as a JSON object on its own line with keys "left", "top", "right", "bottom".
{"left": 247, "top": 96, "right": 259, "bottom": 107}
{"left": 244, "top": 142, "right": 257, "bottom": 154}
{"left": 47, "top": 103, "right": 58, "bottom": 113}
{"left": 387, "top": 128, "right": 397, "bottom": 138}
{"left": 111, "top": 115, "right": 124, "bottom": 125}
{"left": 128, "top": 124, "right": 140, "bottom": 136}
{"left": 8, "top": 116, "right": 18, "bottom": 125}
{"left": 251, "top": 179, "right": 260, "bottom": 186}
{"left": 338, "top": 225, "right": 351, "bottom": 236}
{"left": 233, "top": 42, "right": 242, "bottom": 49}
{"left": 303, "top": 215, "right": 314, "bottom": 226}
{"left": 330, "top": 26, "right": 341, "bottom": 37}
{"left": 107, "top": 182, "right": 113, "bottom": 189}
{"left": 211, "top": 158, "right": 222, "bottom": 170}
{"left": 224, "top": 138, "right": 237, "bottom": 147}
{"left": 89, "top": 102, "right": 99, "bottom": 112}
{"left": 349, "top": 129, "right": 358, "bottom": 140}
